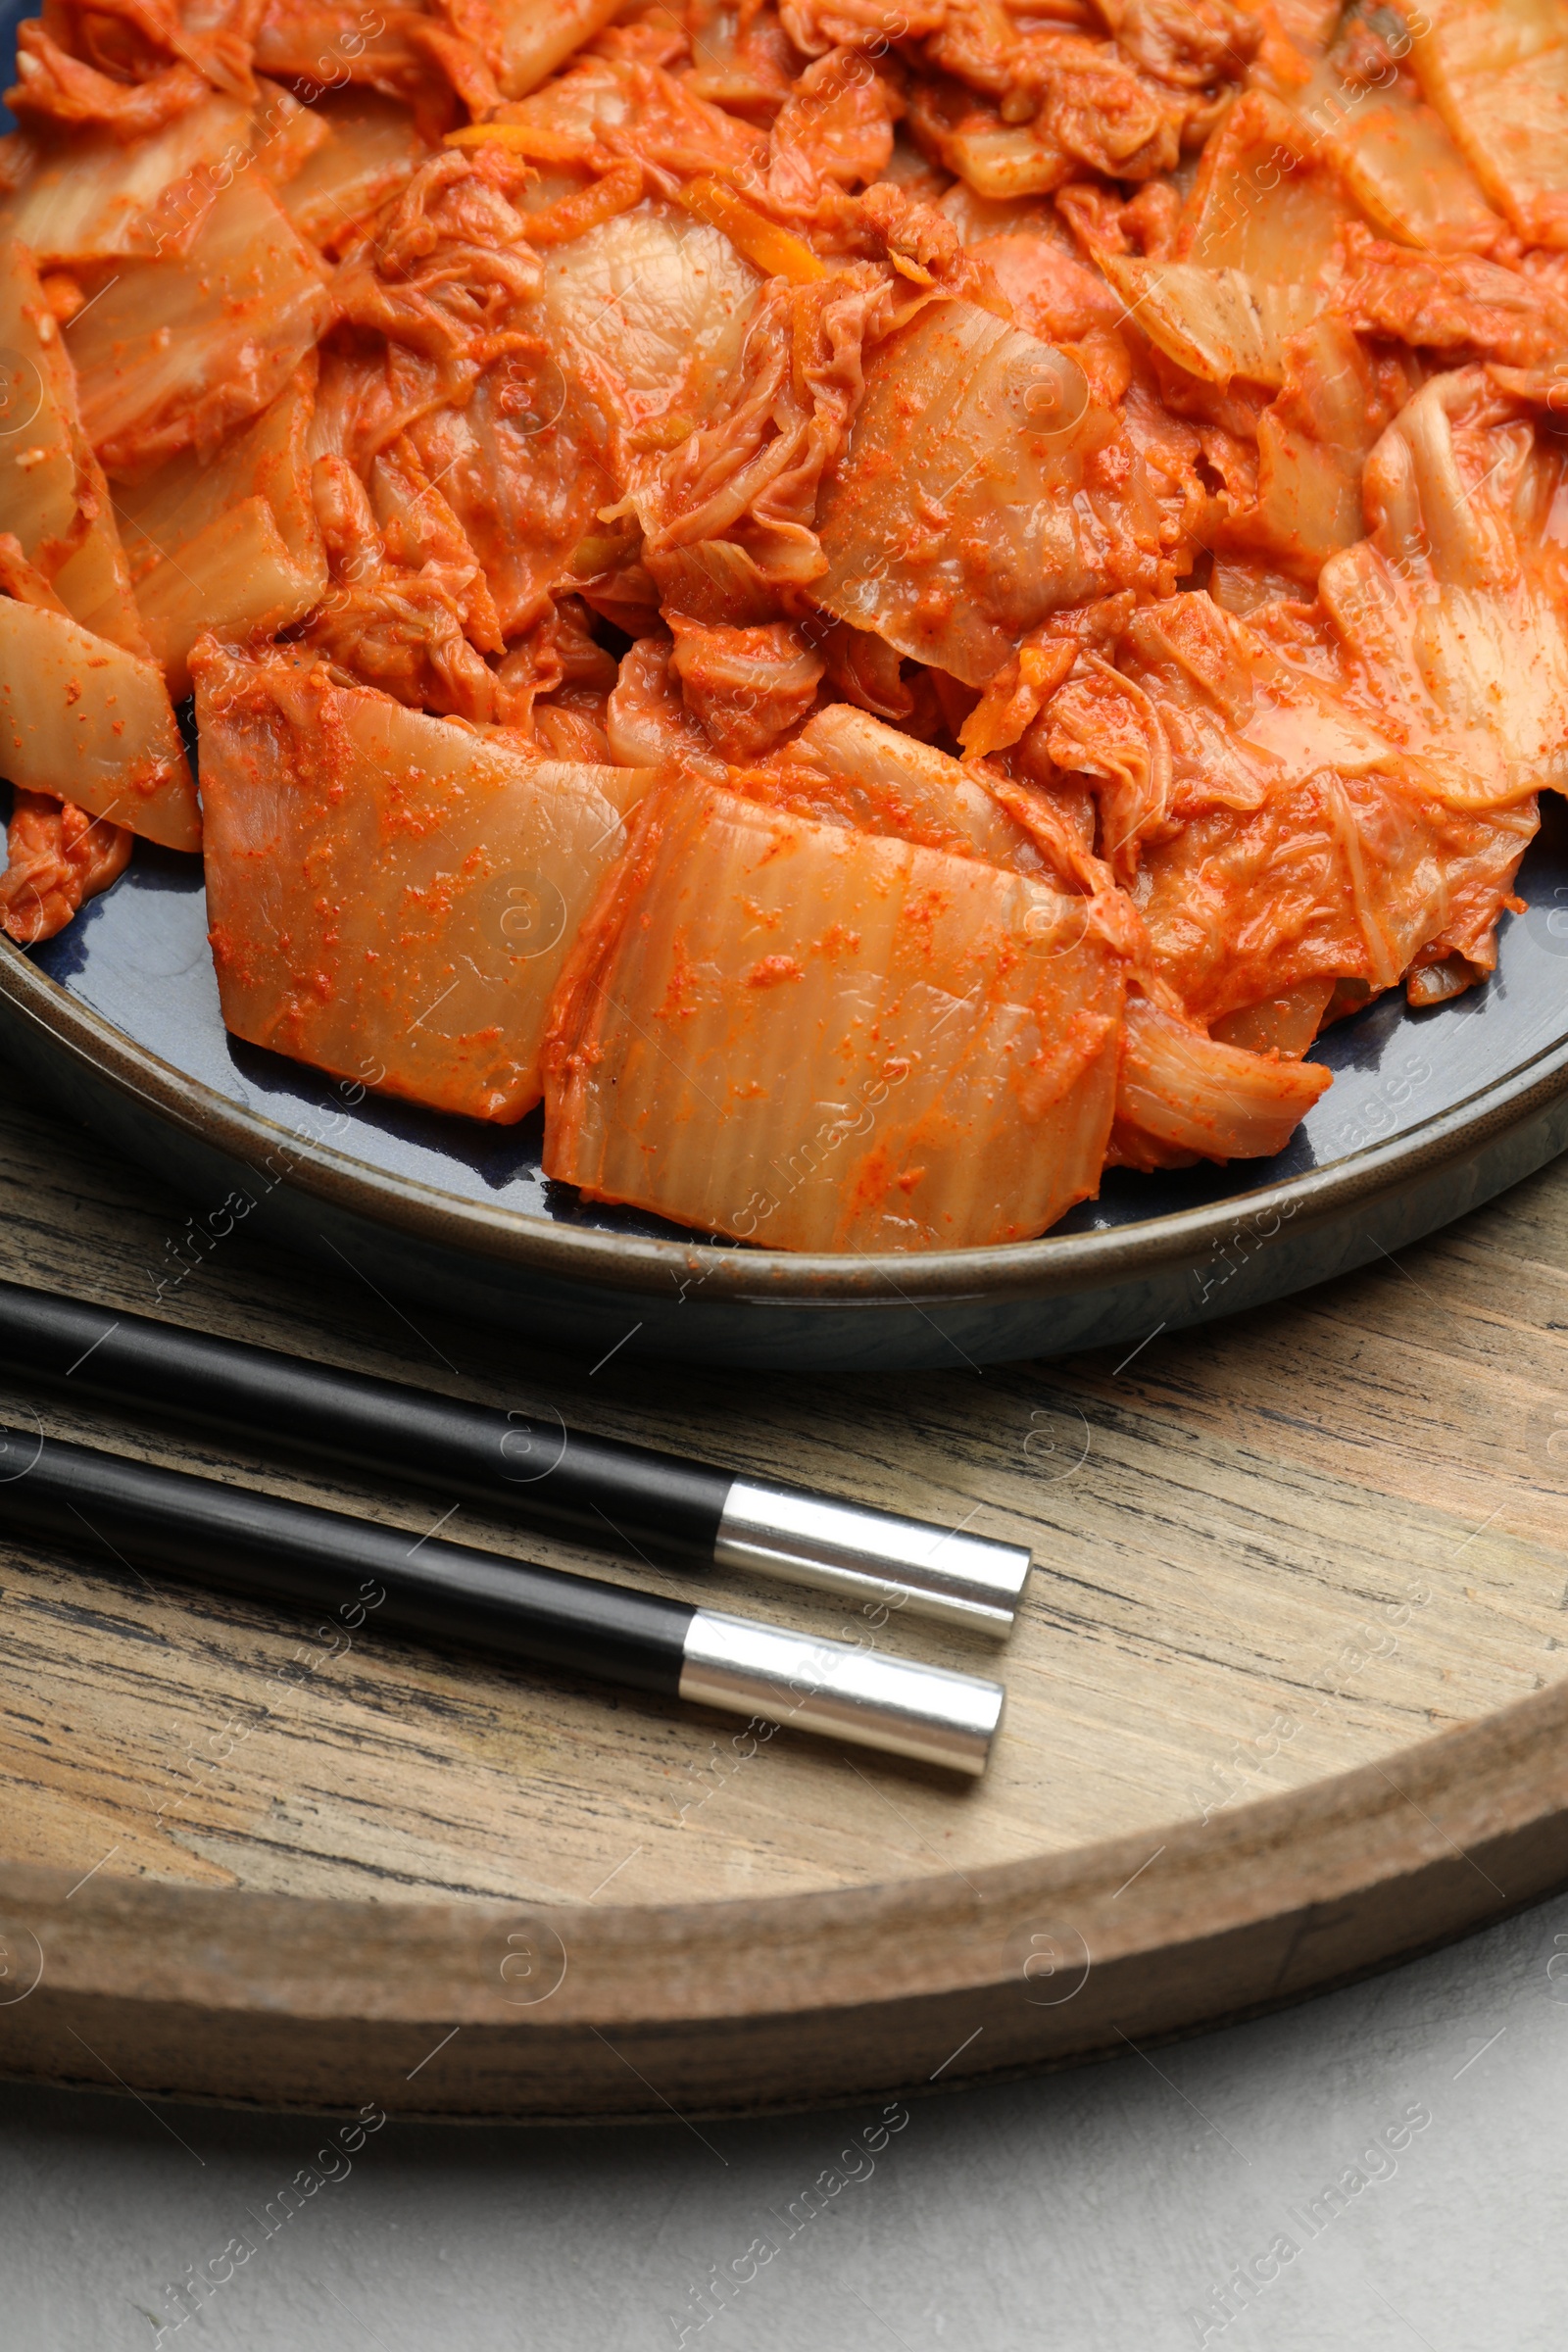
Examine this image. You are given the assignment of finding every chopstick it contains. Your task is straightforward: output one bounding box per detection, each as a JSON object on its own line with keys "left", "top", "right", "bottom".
{"left": 0, "top": 1427, "right": 1004, "bottom": 1776}
{"left": 0, "top": 1280, "right": 1032, "bottom": 1637}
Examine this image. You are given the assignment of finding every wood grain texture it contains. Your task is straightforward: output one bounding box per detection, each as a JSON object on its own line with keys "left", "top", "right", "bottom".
{"left": 0, "top": 1059, "right": 1566, "bottom": 2114}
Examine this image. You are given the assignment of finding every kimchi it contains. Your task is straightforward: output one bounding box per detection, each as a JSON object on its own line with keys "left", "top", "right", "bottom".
{"left": 0, "top": 0, "right": 1564, "bottom": 1251}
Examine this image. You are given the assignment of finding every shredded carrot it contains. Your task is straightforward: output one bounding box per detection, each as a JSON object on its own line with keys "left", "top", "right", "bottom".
{"left": 518, "top": 159, "right": 645, "bottom": 246}
{"left": 444, "top": 122, "right": 594, "bottom": 165}
{"left": 674, "top": 177, "right": 826, "bottom": 284}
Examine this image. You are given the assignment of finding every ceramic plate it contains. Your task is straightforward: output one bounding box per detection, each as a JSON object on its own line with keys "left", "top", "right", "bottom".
{"left": 3, "top": 5, "right": 1567, "bottom": 1367}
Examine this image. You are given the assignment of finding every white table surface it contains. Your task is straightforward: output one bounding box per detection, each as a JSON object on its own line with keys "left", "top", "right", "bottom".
{"left": 3, "top": 1881, "right": 1563, "bottom": 2352}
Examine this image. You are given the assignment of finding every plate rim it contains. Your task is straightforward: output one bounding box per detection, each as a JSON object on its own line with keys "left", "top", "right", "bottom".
{"left": 6, "top": 935, "right": 1568, "bottom": 1306}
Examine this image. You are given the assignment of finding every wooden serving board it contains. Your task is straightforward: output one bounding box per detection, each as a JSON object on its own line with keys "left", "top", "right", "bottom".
{"left": 1, "top": 1056, "right": 1567, "bottom": 2119}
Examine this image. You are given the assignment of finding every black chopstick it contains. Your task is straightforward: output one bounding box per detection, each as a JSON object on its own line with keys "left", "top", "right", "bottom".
{"left": 0, "top": 1279, "right": 1031, "bottom": 1636}
{"left": 0, "top": 1427, "right": 1004, "bottom": 1774}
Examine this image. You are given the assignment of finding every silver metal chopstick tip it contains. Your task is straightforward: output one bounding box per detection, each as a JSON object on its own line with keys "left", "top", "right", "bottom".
{"left": 713, "top": 1477, "right": 1032, "bottom": 1637}
{"left": 679, "top": 1608, "right": 1004, "bottom": 1776}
